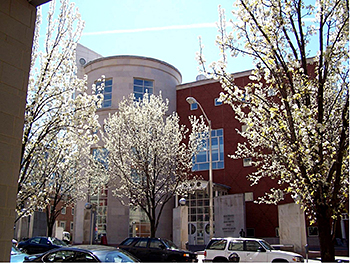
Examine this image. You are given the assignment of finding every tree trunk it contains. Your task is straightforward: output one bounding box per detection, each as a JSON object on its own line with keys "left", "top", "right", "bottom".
{"left": 150, "top": 218, "right": 156, "bottom": 238}
{"left": 317, "top": 205, "right": 336, "bottom": 262}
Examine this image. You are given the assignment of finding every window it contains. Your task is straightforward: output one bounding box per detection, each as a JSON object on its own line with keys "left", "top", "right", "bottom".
{"left": 243, "top": 158, "right": 252, "bottom": 167}
{"left": 61, "top": 207, "right": 66, "bottom": 214}
{"left": 95, "top": 78, "right": 112, "bottom": 108}
{"left": 133, "top": 78, "right": 153, "bottom": 101}
{"left": 214, "top": 98, "right": 222, "bottom": 106}
{"left": 192, "top": 129, "right": 224, "bottom": 171}
{"left": 149, "top": 239, "right": 163, "bottom": 249}
{"left": 92, "top": 148, "right": 108, "bottom": 169}
{"left": 229, "top": 240, "right": 244, "bottom": 251}
{"left": 70, "top": 222, "right": 74, "bottom": 231}
{"left": 190, "top": 102, "right": 198, "bottom": 110}
{"left": 135, "top": 238, "right": 148, "bottom": 247}
{"left": 308, "top": 226, "right": 319, "bottom": 236}
{"left": 71, "top": 208, "right": 74, "bottom": 215}
{"left": 207, "top": 239, "right": 227, "bottom": 250}
{"left": 60, "top": 221, "right": 66, "bottom": 229}
{"left": 245, "top": 241, "right": 261, "bottom": 251}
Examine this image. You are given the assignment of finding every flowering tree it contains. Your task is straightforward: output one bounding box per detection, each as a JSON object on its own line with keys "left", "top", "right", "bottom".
{"left": 17, "top": 0, "right": 106, "bottom": 236}
{"left": 101, "top": 93, "right": 206, "bottom": 237}
{"left": 199, "top": 0, "right": 348, "bottom": 261}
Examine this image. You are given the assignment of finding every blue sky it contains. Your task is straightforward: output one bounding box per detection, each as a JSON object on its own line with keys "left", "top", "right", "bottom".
{"left": 42, "top": 0, "right": 253, "bottom": 83}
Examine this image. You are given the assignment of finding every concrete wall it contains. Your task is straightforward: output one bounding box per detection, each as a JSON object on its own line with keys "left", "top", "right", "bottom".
{"left": 83, "top": 55, "right": 182, "bottom": 115}
{"left": 173, "top": 205, "right": 188, "bottom": 249}
{"left": 0, "top": 0, "right": 38, "bottom": 260}
{"left": 278, "top": 203, "right": 307, "bottom": 254}
{"left": 214, "top": 193, "right": 246, "bottom": 238}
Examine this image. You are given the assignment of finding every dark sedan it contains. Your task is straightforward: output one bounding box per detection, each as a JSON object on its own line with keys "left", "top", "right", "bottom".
{"left": 119, "top": 237, "right": 197, "bottom": 262}
{"left": 17, "top": 236, "right": 68, "bottom": 254}
{"left": 24, "top": 245, "right": 139, "bottom": 262}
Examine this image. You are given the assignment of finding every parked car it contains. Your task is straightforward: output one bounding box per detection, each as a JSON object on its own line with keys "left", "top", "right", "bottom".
{"left": 203, "top": 237, "right": 304, "bottom": 262}
{"left": 17, "top": 236, "right": 68, "bottom": 254}
{"left": 23, "top": 245, "right": 139, "bottom": 262}
{"left": 119, "top": 237, "right": 197, "bottom": 262}
{"left": 11, "top": 244, "right": 29, "bottom": 263}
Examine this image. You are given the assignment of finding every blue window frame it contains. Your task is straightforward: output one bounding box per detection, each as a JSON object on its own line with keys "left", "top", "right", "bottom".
{"left": 214, "top": 98, "right": 222, "bottom": 106}
{"left": 95, "top": 79, "right": 112, "bottom": 108}
{"left": 133, "top": 78, "right": 153, "bottom": 101}
{"left": 92, "top": 148, "right": 108, "bottom": 169}
{"left": 190, "top": 102, "right": 198, "bottom": 110}
{"left": 192, "top": 128, "right": 224, "bottom": 171}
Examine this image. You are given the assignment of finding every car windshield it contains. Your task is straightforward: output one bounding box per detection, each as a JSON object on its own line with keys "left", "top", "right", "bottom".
{"left": 51, "top": 238, "right": 68, "bottom": 246}
{"left": 162, "top": 239, "right": 179, "bottom": 249}
{"left": 260, "top": 240, "right": 274, "bottom": 250}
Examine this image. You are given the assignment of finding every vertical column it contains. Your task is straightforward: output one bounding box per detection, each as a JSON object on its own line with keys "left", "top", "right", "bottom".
{"left": 0, "top": 0, "right": 37, "bottom": 260}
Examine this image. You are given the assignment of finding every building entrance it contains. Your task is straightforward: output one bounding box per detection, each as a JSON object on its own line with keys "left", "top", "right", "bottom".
{"left": 186, "top": 181, "right": 229, "bottom": 246}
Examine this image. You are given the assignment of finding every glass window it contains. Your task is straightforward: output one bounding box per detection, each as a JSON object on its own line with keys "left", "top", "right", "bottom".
{"left": 149, "top": 239, "right": 163, "bottom": 249}
{"left": 229, "top": 240, "right": 244, "bottom": 251}
{"left": 95, "top": 78, "right": 113, "bottom": 108}
{"left": 133, "top": 78, "right": 154, "bottom": 101}
{"left": 243, "top": 158, "right": 252, "bottom": 167}
{"left": 190, "top": 102, "right": 198, "bottom": 110}
{"left": 193, "top": 129, "right": 225, "bottom": 171}
{"left": 207, "top": 239, "right": 227, "bottom": 250}
{"left": 61, "top": 207, "right": 66, "bottom": 214}
{"left": 245, "top": 241, "right": 261, "bottom": 251}
{"left": 135, "top": 238, "right": 148, "bottom": 247}
{"left": 214, "top": 98, "right": 222, "bottom": 106}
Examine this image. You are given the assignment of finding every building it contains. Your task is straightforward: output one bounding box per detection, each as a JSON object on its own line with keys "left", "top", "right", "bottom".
{"left": 73, "top": 44, "right": 182, "bottom": 245}
{"left": 73, "top": 44, "right": 349, "bottom": 254}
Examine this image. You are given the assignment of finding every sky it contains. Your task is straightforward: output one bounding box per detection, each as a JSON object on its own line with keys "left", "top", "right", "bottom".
{"left": 41, "top": 0, "right": 253, "bottom": 84}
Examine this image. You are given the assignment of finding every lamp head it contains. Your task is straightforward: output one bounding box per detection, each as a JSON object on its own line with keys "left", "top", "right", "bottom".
{"left": 186, "top": 96, "right": 197, "bottom": 105}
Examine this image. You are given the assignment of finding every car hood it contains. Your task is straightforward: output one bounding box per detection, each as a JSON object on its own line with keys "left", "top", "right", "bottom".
{"left": 271, "top": 249, "right": 302, "bottom": 257}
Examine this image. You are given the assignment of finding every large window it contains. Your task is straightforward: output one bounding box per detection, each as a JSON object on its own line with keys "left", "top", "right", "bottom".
{"left": 95, "top": 78, "right": 112, "bottom": 108}
{"left": 192, "top": 129, "right": 224, "bottom": 171}
{"left": 129, "top": 206, "right": 151, "bottom": 237}
{"left": 133, "top": 78, "right": 153, "bottom": 101}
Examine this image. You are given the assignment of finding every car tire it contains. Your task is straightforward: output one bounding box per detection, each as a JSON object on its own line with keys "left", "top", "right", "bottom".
{"left": 213, "top": 257, "right": 229, "bottom": 262}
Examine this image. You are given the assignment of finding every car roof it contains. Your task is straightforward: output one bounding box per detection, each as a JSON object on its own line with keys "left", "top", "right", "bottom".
{"left": 210, "top": 237, "right": 265, "bottom": 242}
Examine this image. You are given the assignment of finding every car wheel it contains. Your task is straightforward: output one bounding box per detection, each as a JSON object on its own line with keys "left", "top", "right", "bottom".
{"left": 213, "top": 257, "right": 229, "bottom": 262}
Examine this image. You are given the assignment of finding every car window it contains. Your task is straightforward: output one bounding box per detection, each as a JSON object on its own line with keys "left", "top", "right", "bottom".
{"left": 45, "top": 250, "right": 75, "bottom": 262}
{"left": 162, "top": 239, "right": 178, "bottom": 249}
{"left": 228, "top": 240, "right": 244, "bottom": 251}
{"left": 245, "top": 241, "right": 262, "bottom": 251}
{"left": 207, "top": 239, "right": 227, "bottom": 250}
{"left": 75, "top": 251, "right": 97, "bottom": 262}
{"left": 120, "top": 238, "right": 135, "bottom": 246}
{"left": 40, "top": 238, "right": 50, "bottom": 245}
{"left": 149, "top": 239, "right": 163, "bottom": 249}
{"left": 29, "top": 237, "right": 41, "bottom": 244}
{"left": 260, "top": 240, "right": 274, "bottom": 250}
{"left": 51, "top": 238, "right": 67, "bottom": 246}
{"left": 104, "top": 251, "right": 135, "bottom": 262}
{"left": 134, "top": 238, "right": 148, "bottom": 247}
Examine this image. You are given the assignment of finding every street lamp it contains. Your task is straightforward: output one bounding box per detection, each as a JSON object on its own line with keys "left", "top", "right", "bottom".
{"left": 186, "top": 96, "right": 214, "bottom": 240}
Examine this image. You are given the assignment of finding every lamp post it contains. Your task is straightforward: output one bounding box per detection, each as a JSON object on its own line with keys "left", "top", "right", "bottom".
{"left": 186, "top": 96, "right": 214, "bottom": 240}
